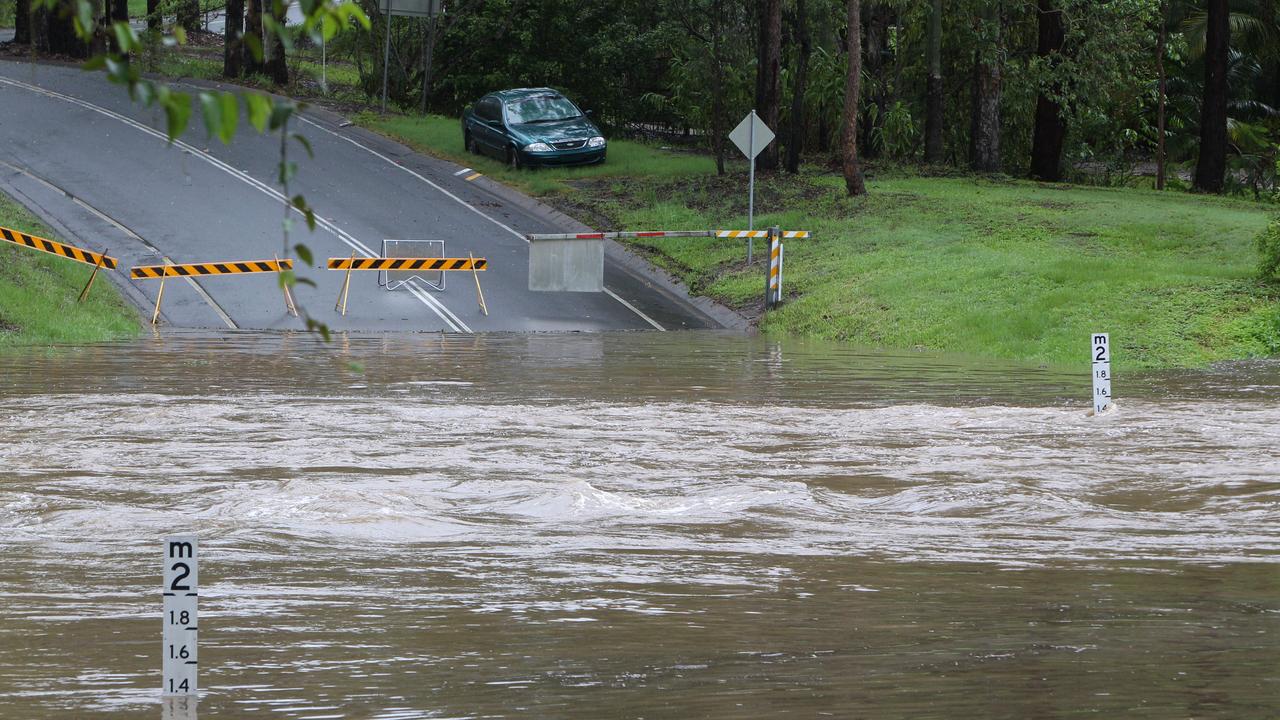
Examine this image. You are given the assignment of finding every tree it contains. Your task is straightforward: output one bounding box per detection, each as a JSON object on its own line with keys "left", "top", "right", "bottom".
{"left": 15, "top": 0, "right": 32, "bottom": 44}
{"left": 243, "top": 0, "right": 265, "bottom": 75}
{"left": 755, "top": 0, "right": 782, "bottom": 171}
{"left": 923, "top": 0, "right": 944, "bottom": 163}
{"left": 224, "top": 0, "right": 244, "bottom": 77}
{"left": 785, "top": 0, "right": 812, "bottom": 174}
{"left": 1029, "top": 0, "right": 1066, "bottom": 181}
{"left": 265, "top": 0, "right": 289, "bottom": 85}
{"left": 146, "top": 0, "right": 158, "bottom": 30}
{"left": 177, "top": 0, "right": 199, "bottom": 34}
{"left": 842, "top": 0, "right": 866, "bottom": 196}
{"left": 1193, "top": 0, "right": 1229, "bottom": 193}
{"left": 969, "top": 0, "right": 1002, "bottom": 173}
{"left": 1155, "top": 0, "right": 1168, "bottom": 190}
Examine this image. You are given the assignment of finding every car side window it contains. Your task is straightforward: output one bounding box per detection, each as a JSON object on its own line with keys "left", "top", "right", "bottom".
{"left": 478, "top": 98, "right": 501, "bottom": 123}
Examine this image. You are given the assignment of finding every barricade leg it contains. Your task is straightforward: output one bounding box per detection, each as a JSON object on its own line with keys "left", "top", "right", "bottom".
{"left": 470, "top": 251, "right": 488, "bottom": 316}
{"left": 275, "top": 254, "right": 298, "bottom": 317}
{"left": 336, "top": 252, "right": 355, "bottom": 315}
{"left": 77, "top": 248, "right": 108, "bottom": 303}
{"left": 151, "top": 265, "right": 167, "bottom": 326}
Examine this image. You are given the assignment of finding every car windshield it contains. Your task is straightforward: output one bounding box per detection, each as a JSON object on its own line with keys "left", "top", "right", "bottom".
{"left": 505, "top": 95, "right": 581, "bottom": 124}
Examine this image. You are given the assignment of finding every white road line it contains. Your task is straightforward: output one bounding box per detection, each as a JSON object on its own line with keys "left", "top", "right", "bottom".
{"left": 0, "top": 74, "right": 469, "bottom": 333}
{"left": 453, "top": 168, "right": 472, "bottom": 176}
{"left": 0, "top": 159, "right": 239, "bottom": 330}
{"left": 298, "top": 115, "right": 667, "bottom": 331}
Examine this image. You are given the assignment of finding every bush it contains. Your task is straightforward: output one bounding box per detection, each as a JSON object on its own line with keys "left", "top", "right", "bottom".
{"left": 1259, "top": 218, "right": 1280, "bottom": 282}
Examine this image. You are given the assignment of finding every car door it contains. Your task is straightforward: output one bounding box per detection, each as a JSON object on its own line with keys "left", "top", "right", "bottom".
{"left": 475, "top": 97, "right": 506, "bottom": 158}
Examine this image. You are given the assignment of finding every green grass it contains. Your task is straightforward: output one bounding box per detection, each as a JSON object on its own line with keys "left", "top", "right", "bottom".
{"left": 355, "top": 113, "right": 716, "bottom": 196}
{"left": 0, "top": 192, "right": 140, "bottom": 346}
{"left": 589, "top": 171, "right": 1278, "bottom": 370}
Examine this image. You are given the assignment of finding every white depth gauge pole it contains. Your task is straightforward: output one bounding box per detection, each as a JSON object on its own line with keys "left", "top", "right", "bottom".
{"left": 163, "top": 536, "right": 198, "bottom": 697}
{"left": 1091, "top": 333, "right": 1112, "bottom": 414}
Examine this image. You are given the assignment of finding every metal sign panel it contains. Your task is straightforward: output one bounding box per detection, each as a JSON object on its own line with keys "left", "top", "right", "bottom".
{"left": 382, "top": 239, "right": 445, "bottom": 291}
{"left": 378, "top": 0, "right": 441, "bottom": 17}
{"left": 529, "top": 238, "right": 604, "bottom": 292}
{"left": 729, "top": 112, "right": 775, "bottom": 160}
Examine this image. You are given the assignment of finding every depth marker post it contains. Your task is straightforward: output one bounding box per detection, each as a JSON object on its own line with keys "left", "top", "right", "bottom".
{"left": 1091, "top": 333, "right": 1112, "bottom": 413}
{"left": 162, "top": 536, "right": 198, "bottom": 697}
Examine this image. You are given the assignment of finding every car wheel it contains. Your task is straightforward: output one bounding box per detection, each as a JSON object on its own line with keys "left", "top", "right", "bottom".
{"left": 465, "top": 133, "right": 476, "bottom": 155}
{"left": 507, "top": 146, "right": 522, "bottom": 170}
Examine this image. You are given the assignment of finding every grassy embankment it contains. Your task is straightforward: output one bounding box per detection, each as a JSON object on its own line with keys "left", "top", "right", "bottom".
{"left": 0, "top": 192, "right": 140, "bottom": 346}
{"left": 358, "top": 114, "right": 1279, "bottom": 370}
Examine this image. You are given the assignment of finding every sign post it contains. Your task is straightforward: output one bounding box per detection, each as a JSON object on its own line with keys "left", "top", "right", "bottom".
{"left": 1091, "top": 333, "right": 1112, "bottom": 414}
{"left": 379, "top": 0, "right": 443, "bottom": 113}
{"left": 728, "top": 110, "right": 775, "bottom": 263}
{"left": 163, "top": 536, "right": 198, "bottom": 697}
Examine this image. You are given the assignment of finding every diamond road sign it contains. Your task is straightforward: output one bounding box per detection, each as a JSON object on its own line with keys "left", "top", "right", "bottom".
{"left": 729, "top": 112, "right": 775, "bottom": 160}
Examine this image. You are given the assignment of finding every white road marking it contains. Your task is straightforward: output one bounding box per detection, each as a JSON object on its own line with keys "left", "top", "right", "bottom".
{"left": 0, "top": 158, "right": 238, "bottom": 329}
{"left": 0, "top": 74, "right": 470, "bottom": 333}
{"left": 299, "top": 115, "right": 667, "bottom": 331}
{"left": 453, "top": 168, "right": 472, "bottom": 176}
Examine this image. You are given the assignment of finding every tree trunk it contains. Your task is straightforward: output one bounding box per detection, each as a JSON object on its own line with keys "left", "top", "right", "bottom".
{"left": 14, "top": 0, "right": 31, "bottom": 44}
{"left": 1193, "top": 0, "right": 1228, "bottom": 193}
{"left": 969, "top": 2, "right": 1002, "bottom": 173}
{"left": 265, "top": 0, "right": 289, "bottom": 85}
{"left": 754, "top": 0, "right": 782, "bottom": 171}
{"left": 711, "top": 0, "right": 727, "bottom": 176}
{"left": 110, "top": 0, "right": 127, "bottom": 23}
{"left": 785, "top": 0, "right": 811, "bottom": 174}
{"left": 862, "top": 5, "right": 889, "bottom": 157}
{"left": 842, "top": 0, "right": 866, "bottom": 196}
{"left": 923, "top": 0, "right": 944, "bottom": 163}
{"left": 420, "top": 13, "right": 440, "bottom": 113}
{"left": 146, "top": 0, "right": 159, "bottom": 30}
{"left": 177, "top": 0, "right": 199, "bottom": 34}
{"left": 35, "top": 5, "right": 89, "bottom": 57}
{"left": 1155, "top": 0, "right": 1167, "bottom": 190}
{"left": 224, "top": 0, "right": 244, "bottom": 77}
{"left": 1029, "top": 0, "right": 1066, "bottom": 181}
{"left": 243, "top": 0, "right": 264, "bottom": 75}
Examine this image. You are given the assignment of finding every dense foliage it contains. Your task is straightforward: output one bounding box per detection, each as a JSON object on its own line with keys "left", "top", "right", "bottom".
{"left": 335, "top": 0, "right": 1277, "bottom": 195}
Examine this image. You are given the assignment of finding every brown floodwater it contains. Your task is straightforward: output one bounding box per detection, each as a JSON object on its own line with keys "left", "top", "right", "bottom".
{"left": 0, "top": 331, "right": 1277, "bottom": 719}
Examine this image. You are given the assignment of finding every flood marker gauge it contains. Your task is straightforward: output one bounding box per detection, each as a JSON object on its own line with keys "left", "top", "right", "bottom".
{"left": 162, "top": 535, "right": 198, "bottom": 696}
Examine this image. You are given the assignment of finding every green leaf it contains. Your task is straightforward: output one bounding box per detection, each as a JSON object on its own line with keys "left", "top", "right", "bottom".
{"left": 244, "top": 93, "right": 271, "bottom": 133}
{"left": 217, "top": 92, "right": 238, "bottom": 144}
{"left": 293, "top": 243, "right": 314, "bottom": 265}
{"left": 337, "top": 3, "right": 371, "bottom": 30}
{"left": 268, "top": 102, "right": 294, "bottom": 131}
{"left": 294, "top": 277, "right": 317, "bottom": 288}
{"left": 82, "top": 55, "right": 107, "bottom": 71}
{"left": 172, "top": 25, "right": 187, "bottom": 45}
{"left": 112, "top": 21, "right": 137, "bottom": 53}
{"left": 291, "top": 132, "right": 313, "bottom": 158}
{"left": 243, "top": 33, "right": 263, "bottom": 63}
{"left": 278, "top": 160, "right": 298, "bottom": 185}
{"left": 199, "top": 93, "right": 222, "bottom": 141}
{"left": 73, "top": 0, "right": 95, "bottom": 40}
{"left": 163, "top": 92, "right": 192, "bottom": 142}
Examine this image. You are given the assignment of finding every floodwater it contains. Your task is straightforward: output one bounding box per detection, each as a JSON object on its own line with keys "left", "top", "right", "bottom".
{"left": 1, "top": 331, "right": 1277, "bottom": 719}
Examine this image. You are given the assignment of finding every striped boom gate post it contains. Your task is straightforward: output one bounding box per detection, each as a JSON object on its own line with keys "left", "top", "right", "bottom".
{"left": 525, "top": 229, "right": 809, "bottom": 304}
{"left": 130, "top": 259, "right": 295, "bottom": 325}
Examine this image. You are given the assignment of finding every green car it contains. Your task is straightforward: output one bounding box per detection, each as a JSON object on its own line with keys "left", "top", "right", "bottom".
{"left": 461, "top": 88, "right": 606, "bottom": 169}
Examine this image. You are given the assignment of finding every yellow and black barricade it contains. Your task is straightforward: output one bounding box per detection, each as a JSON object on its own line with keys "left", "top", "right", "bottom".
{"left": 0, "top": 225, "right": 118, "bottom": 269}
{"left": 131, "top": 258, "right": 297, "bottom": 325}
{"left": 130, "top": 259, "right": 293, "bottom": 279}
{"left": 326, "top": 257, "right": 487, "bottom": 272}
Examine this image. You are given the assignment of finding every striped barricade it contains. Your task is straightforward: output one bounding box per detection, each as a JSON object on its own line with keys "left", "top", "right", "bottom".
{"left": 131, "top": 258, "right": 297, "bottom": 325}
{"left": 1, "top": 225, "right": 118, "bottom": 269}
{"left": 326, "top": 257, "right": 486, "bottom": 271}
{"left": 327, "top": 256, "right": 489, "bottom": 317}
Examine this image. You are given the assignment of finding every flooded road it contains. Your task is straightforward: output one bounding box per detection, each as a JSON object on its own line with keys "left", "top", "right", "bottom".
{"left": 1, "top": 332, "right": 1277, "bottom": 718}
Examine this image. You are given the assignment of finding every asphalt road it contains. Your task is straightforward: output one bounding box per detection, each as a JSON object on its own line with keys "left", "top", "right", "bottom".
{"left": 0, "top": 60, "right": 730, "bottom": 332}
